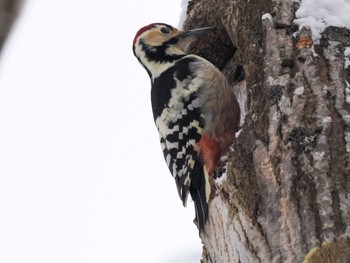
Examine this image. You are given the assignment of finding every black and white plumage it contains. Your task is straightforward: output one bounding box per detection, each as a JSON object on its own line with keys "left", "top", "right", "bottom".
{"left": 132, "top": 23, "right": 240, "bottom": 231}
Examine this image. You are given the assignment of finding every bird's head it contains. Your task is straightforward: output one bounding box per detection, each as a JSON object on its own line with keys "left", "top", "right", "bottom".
{"left": 132, "top": 23, "right": 215, "bottom": 78}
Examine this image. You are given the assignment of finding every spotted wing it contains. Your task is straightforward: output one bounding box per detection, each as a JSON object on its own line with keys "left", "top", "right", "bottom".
{"left": 151, "top": 57, "right": 205, "bottom": 205}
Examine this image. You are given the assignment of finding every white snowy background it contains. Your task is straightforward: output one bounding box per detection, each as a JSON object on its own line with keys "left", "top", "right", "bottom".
{"left": 0, "top": 1, "right": 202, "bottom": 263}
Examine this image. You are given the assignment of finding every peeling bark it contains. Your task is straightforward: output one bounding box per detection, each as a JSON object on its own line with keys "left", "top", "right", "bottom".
{"left": 183, "top": 0, "right": 350, "bottom": 262}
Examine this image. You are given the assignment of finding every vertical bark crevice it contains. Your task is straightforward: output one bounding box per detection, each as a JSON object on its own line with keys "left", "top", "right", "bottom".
{"left": 297, "top": 152, "right": 323, "bottom": 246}
{"left": 293, "top": 153, "right": 318, "bottom": 254}
{"left": 329, "top": 97, "right": 347, "bottom": 236}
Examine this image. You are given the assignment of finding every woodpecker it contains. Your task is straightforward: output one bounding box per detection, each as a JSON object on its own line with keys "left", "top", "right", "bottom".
{"left": 132, "top": 23, "right": 240, "bottom": 231}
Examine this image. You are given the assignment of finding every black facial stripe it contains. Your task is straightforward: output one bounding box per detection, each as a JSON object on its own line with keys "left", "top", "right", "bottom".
{"left": 164, "top": 37, "right": 179, "bottom": 45}
{"left": 140, "top": 40, "right": 183, "bottom": 64}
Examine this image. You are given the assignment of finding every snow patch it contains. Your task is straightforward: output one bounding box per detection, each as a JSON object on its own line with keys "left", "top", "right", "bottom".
{"left": 294, "top": 86, "right": 305, "bottom": 96}
{"left": 322, "top": 117, "right": 332, "bottom": 123}
{"left": 262, "top": 13, "right": 273, "bottom": 23}
{"left": 220, "top": 155, "right": 228, "bottom": 162}
{"left": 312, "top": 151, "right": 325, "bottom": 161}
{"left": 273, "top": 0, "right": 300, "bottom": 2}
{"left": 345, "top": 47, "right": 350, "bottom": 69}
{"left": 345, "top": 131, "right": 350, "bottom": 152}
{"left": 344, "top": 48, "right": 350, "bottom": 106}
{"left": 235, "top": 129, "right": 242, "bottom": 138}
{"left": 345, "top": 81, "right": 350, "bottom": 104}
{"left": 215, "top": 157, "right": 229, "bottom": 186}
{"left": 345, "top": 47, "right": 350, "bottom": 56}
{"left": 215, "top": 171, "right": 227, "bottom": 186}
{"left": 294, "top": 0, "right": 350, "bottom": 41}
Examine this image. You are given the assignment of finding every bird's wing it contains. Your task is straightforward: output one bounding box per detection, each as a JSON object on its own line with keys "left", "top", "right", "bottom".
{"left": 151, "top": 57, "right": 206, "bottom": 205}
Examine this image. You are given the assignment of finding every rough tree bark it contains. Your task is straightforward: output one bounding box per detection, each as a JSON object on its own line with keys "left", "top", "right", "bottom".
{"left": 0, "top": 0, "right": 23, "bottom": 52}
{"left": 183, "top": 0, "right": 350, "bottom": 262}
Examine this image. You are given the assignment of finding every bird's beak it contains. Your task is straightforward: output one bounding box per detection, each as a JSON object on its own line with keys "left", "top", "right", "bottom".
{"left": 177, "top": 26, "right": 216, "bottom": 52}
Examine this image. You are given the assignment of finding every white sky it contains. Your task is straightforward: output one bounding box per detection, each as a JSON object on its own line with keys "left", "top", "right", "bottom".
{"left": 0, "top": 1, "right": 202, "bottom": 263}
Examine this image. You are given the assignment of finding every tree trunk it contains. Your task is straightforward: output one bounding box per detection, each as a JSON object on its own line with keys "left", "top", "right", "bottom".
{"left": 0, "top": 0, "right": 23, "bottom": 52}
{"left": 183, "top": 0, "right": 350, "bottom": 262}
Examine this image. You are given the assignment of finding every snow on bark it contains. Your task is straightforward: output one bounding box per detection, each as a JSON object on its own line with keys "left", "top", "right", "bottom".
{"left": 294, "top": 0, "right": 350, "bottom": 41}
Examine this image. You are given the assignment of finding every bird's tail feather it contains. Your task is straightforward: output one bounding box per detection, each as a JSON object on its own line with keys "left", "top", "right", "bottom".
{"left": 190, "top": 162, "right": 209, "bottom": 232}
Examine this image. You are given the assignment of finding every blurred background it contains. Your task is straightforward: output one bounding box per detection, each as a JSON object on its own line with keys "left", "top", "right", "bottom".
{"left": 0, "top": 1, "right": 202, "bottom": 262}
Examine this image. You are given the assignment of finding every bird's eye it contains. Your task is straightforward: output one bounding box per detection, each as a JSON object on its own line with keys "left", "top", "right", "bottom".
{"left": 160, "top": 27, "right": 171, "bottom": 34}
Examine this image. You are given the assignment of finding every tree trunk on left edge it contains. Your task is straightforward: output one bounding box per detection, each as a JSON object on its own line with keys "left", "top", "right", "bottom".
{"left": 0, "top": 0, "right": 23, "bottom": 52}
